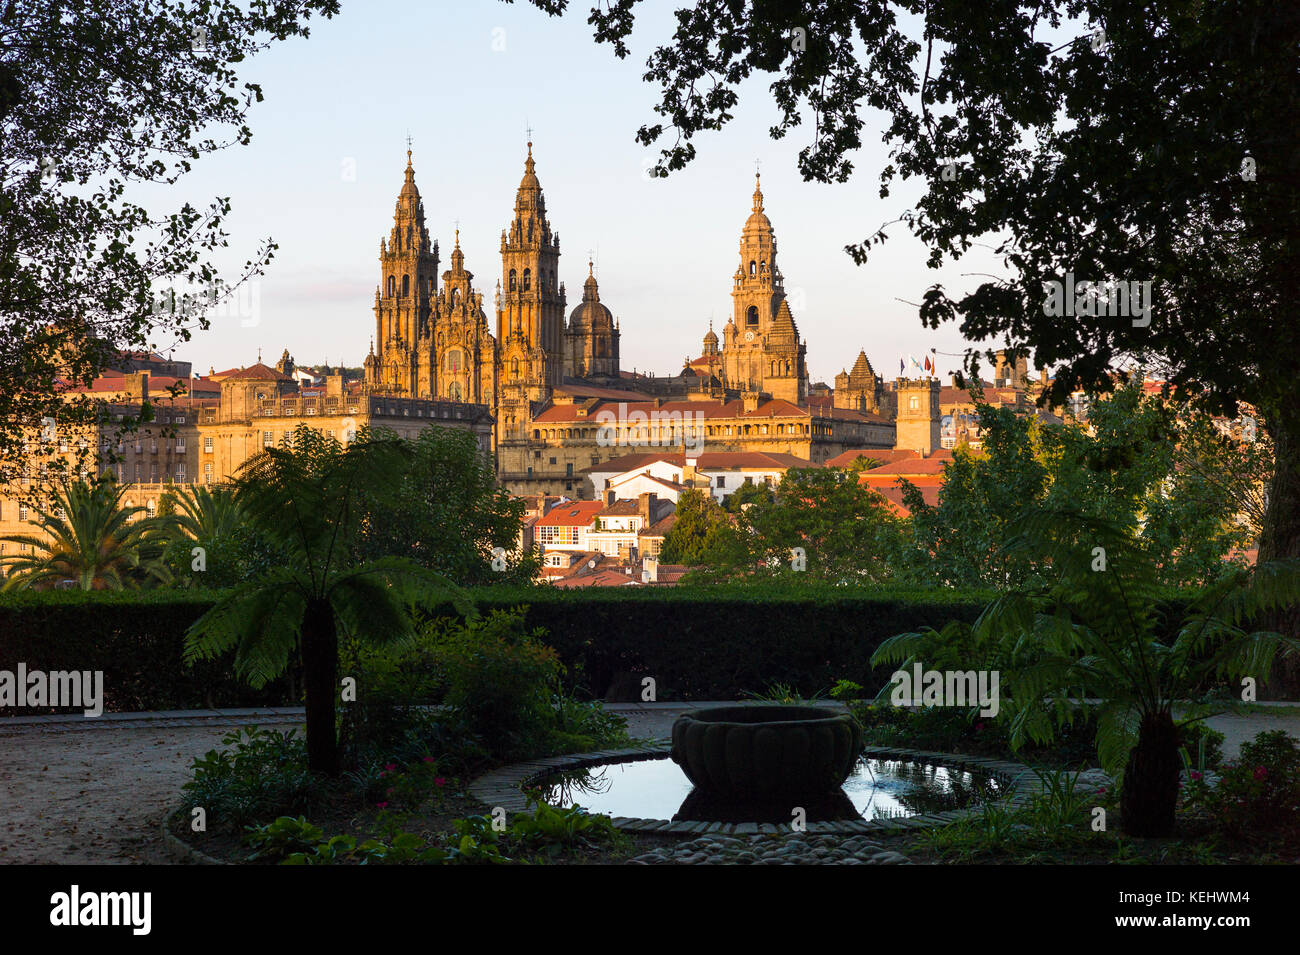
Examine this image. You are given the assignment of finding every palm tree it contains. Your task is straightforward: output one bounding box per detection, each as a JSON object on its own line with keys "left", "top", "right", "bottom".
{"left": 0, "top": 478, "right": 173, "bottom": 590}
{"left": 161, "top": 483, "right": 244, "bottom": 538}
{"left": 874, "top": 509, "right": 1300, "bottom": 837}
{"left": 183, "top": 426, "right": 466, "bottom": 776}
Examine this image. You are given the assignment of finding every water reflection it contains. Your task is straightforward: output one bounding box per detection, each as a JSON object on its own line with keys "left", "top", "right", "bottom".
{"left": 535, "top": 756, "right": 1003, "bottom": 823}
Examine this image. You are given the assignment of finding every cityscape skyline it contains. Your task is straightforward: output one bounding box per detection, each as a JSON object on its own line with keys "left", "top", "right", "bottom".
{"left": 134, "top": 0, "right": 1014, "bottom": 386}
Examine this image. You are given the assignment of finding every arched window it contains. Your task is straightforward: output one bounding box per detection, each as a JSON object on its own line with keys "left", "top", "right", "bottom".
{"left": 509, "top": 269, "right": 517, "bottom": 292}
{"left": 387, "top": 276, "right": 395, "bottom": 297}
{"left": 749, "top": 260, "right": 757, "bottom": 275}
{"left": 539, "top": 272, "right": 547, "bottom": 292}
{"left": 402, "top": 274, "right": 410, "bottom": 297}
{"left": 746, "top": 306, "right": 759, "bottom": 326}
{"left": 448, "top": 382, "right": 462, "bottom": 401}
{"left": 523, "top": 268, "right": 531, "bottom": 291}
{"left": 446, "top": 349, "right": 462, "bottom": 373}
{"left": 511, "top": 358, "right": 520, "bottom": 376}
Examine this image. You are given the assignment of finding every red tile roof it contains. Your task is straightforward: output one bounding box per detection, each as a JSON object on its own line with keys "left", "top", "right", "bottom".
{"left": 219, "top": 362, "right": 293, "bottom": 382}
{"left": 535, "top": 500, "right": 605, "bottom": 528}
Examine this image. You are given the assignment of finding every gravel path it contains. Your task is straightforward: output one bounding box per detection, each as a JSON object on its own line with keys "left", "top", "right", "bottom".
{"left": 0, "top": 717, "right": 302, "bottom": 865}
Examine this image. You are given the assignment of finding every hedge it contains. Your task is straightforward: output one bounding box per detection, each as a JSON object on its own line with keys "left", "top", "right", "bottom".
{"left": 0, "top": 590, "right": 296, "bottom": 715}
{"left": 0, "top": 584, "right": 1000, "bottom": 713}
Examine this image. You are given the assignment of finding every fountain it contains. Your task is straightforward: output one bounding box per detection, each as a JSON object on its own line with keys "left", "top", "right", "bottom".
{"left": 670, "top": 704, "right": 864, "bottom": 801}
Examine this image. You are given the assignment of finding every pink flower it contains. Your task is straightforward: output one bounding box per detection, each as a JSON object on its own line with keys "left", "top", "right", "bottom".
{"left": 385, "top": 763, "right": 397, "bottom": 771}
{"left": 376, "top": 802, "right": 389, "bottom": 809}
{"left": 1190, "top": 770, "right": 1203, "bottom": 782}
{"left": 1253, "top": 766, "right": 1268, "bottom": 781}
{"left": 974, "top": 722, "right": 985, "bottom": 731}
{"left": 423, "top": 756, "right": 436, "bottom": 764}
{"left": 434, "top": 777, "right": 446, "bottom": 787}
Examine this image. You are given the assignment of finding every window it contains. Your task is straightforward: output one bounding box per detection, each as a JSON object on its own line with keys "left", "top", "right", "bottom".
{"left": 566, "top": 463, "right": 573, "bottom": 477}
{"left": 523, "top": 269, "right": 531, "bottom": 291}
{"left": 176, "top": 415, "right": 185, "bottom": 424}
{"left": 135, "top": 464, "right": 143, "bottom": 482}
{"left": 263, "top": 431, "right": 273, "bottom": 448}
{"left": 203, "top": 462, "right": 213, "bottom": 484}
{"left": 387, "top": 276, "right": 395, "bottom": 297}
{"left": 150, "top": 464, "right": 157, "bottom": 483}
{"left": 508, "top": 269, "right": 517, "bottom": 292}
{"left": 446, "top": 350, "right": 462, "bottom": 373}
{"left": 909, "top": 396, "right": 920, "bottom": 411}
{"left": 18, "top": 505, "right": 27, "bottom": 521}
{"left": 749, "top": 260, "right": 756, "bottom": 275}
{"left": 175, "top": 438, "right": 186, "bottom": 453}
{"left": 715, "top": 476, "right": 725, "bottom": 488}
{"left": 549, "top": 457, "right": 557, "bottom": 465}
{"left": 203, "top": 437, "right": 213, "bottom": 453}
{"left": 746, "top": 306, "right": 759, "bottom": 326}
{"left": 176, "top": 463, "right": 187, "bottom": 482}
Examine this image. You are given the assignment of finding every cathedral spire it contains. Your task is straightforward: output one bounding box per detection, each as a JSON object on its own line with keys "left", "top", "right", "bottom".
{"left": 753, "top": 172, "right": 764, "bottom": 213}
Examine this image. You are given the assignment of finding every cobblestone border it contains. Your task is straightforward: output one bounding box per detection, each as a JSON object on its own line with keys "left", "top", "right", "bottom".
{"left": 160, "top": 806, "right": 226, "bottom": 865}
{"left": 468, "top": 743, "right": 1046, "bottom": 836}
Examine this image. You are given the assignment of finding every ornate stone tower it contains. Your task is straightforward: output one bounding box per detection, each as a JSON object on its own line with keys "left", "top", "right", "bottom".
{"left": 720, "top": 173, "right": 806, "bottom": 402}
{"left": 496, "top": 142, "right": 565, "bottom": 441}
{"left": 565, "top": 261, "right": 620, "bottom": 380}
{"left": 895, "top": 377, "right": 941, "bottom": 454}
{"left": 365, "top": 150, "right": 439, "bottom": 396}
{"left": 432, "top": 230, "right": 497, "bottom": 405}
{"left": 834, "top": 350, "right": 881, "bottom": 413}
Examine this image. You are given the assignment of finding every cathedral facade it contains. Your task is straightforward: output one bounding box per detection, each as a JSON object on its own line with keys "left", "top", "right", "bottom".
{"left": 362, "top": 143, "right": 894, "bottom": 496}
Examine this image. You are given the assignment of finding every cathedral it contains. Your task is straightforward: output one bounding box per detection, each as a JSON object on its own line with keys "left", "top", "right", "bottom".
{"left": 362, "top": 142, "right": 897, "bottom": 495}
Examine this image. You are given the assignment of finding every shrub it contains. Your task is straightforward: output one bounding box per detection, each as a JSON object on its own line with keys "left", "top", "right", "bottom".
{"left": 433, "top": 610, "right": 562, "bottom": 759}
{"left": 182, "top": 726, "right": 317, "bottom": 829}
{"left": 1210, "top": 730, "right": 1300, "bottom": 838}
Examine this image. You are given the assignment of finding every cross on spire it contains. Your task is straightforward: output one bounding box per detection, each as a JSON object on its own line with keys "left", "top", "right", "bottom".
{"left": 405, "top": 131, "right": 413, "bottom": 163}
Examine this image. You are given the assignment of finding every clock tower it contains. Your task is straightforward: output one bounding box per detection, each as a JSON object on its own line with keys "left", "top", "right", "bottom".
{"left": 720, "top": 173, "right": 806, "bottom": 402}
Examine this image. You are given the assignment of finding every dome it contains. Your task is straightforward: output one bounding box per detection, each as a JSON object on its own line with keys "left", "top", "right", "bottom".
{"left": 744, "top": 172, "right": 772, "bottom": 232}
{"left": 569, "top": 261, "right": 613, "bottom": 331}
{"left": 519, "top": 141, "right": 540, "bottom": 192}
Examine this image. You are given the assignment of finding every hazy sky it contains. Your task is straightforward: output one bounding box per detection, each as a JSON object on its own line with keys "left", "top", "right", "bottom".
{"left": 149, "top": 0, "right": 1015, "bottom": 384}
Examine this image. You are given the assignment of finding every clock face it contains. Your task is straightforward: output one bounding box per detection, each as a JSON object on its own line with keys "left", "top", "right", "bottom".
{"left": 745, "top": 331, "right": 755, "bottom": 342}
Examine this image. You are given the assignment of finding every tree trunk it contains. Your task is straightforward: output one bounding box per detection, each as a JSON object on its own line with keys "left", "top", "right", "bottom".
{"left": 1257, "top": 408, "right": 1300, "bottom": 696}
{"left": 301, "top": 597, "right": 339, "bottom": 777}
{"left": 1120, "top": 711, "right": 1180, "bottom": 837}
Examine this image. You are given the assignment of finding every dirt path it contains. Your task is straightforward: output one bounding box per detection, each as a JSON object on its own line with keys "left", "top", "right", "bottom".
{"left": 0, "top": 718, "right": 301, "bottom": 865}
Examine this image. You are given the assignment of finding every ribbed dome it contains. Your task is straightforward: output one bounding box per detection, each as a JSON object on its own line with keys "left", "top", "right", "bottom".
{"left": 744, "top": 172, "right": 771, "bottom": 232}
{"left": 519, "top": 141, "right": 540, "bottom": 192}
{"left": 569, "top": 261, "right": 613, "bottom": 330}
{"left": 399, "top": 150, "right": 420, "bottom": 200}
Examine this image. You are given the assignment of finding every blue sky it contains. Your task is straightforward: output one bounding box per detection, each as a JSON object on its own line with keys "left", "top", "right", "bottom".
{"left": 153, "top": 0, "right": 1012, "bottom": 383}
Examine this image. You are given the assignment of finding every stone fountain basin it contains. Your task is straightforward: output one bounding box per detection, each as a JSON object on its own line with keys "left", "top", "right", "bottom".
{"left": 670, "top": 705, "right": 864, "bottom": 801}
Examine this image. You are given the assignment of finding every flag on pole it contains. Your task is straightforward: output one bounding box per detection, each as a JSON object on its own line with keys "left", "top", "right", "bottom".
{"left": 899, "top": 357, "right": 905, "bottom": 374}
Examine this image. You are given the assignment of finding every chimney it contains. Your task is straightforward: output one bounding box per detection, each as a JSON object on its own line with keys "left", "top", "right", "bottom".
{"left": 644, "top": 556, "right": 659, "bottom": 584}
{"left": 604, "top": 488, "right": 617, "bottom": 506}
{"left": 638, "top": 492, "right": 657, "bottom": 524}
{"left": 125, "top": 371, "right": 149, "bottom": 403}
{"left": 683, "top": 458, "right": 698, "bottom": 486}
